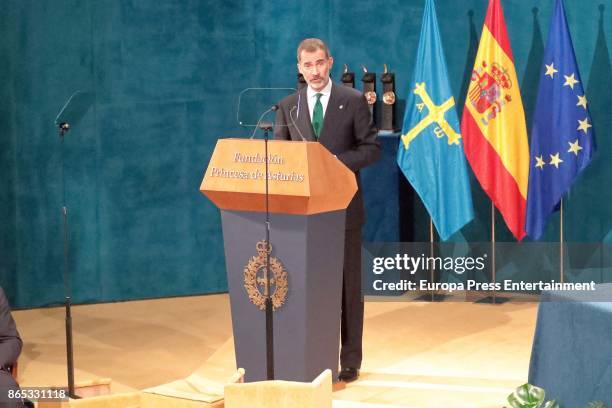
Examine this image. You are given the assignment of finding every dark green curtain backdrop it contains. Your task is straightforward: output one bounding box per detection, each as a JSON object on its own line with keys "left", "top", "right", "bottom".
{"left": 0, "top": 0, "right": 610, "bottom": 308}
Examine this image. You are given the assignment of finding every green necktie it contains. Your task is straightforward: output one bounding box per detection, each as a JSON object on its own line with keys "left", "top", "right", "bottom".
{"left": 312, "top": 93, "right": 324, "bottom": 139}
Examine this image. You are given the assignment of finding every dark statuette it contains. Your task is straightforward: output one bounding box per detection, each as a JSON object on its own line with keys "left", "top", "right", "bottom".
{"left": 380, "top": 64, "right": 397, "bottom": 131}
{"left": 361, "top": 65, "right": 376, "bottom": 121}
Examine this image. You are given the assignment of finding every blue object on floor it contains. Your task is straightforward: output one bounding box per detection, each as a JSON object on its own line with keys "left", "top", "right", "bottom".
{"left": 528, "top": 283, "right": 612, "bottom": 406}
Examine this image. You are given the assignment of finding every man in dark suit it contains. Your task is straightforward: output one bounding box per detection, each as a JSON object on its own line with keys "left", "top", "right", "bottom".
{"left": 0, "top": 287, "right": 23, "bottom": 407}
{"left": 274, "top": 38, "right": 380, "bottom": 382}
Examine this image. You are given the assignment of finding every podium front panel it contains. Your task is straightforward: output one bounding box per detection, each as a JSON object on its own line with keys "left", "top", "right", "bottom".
{"left": 221, "top": 209, "right": 345, "bottom": 382}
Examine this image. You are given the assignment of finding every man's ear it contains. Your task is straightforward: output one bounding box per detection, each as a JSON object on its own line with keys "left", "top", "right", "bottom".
{"left": 297, "top": 62, "right": 303, "bottom": 75}
{"left": 328, "top": 56, "right": 334, "bottom": 71}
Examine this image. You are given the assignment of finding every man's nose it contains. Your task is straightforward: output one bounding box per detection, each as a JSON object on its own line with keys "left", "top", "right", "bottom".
{"left": 306, "top": 65, "right": 318, "bottom": 75}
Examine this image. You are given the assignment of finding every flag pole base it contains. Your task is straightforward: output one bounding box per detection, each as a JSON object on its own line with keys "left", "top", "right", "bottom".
{"left": 474, "top": 295, "right": 511, "bottom": 304}
{"left": 415, "top": 293, "right": 450, "bottom": 302}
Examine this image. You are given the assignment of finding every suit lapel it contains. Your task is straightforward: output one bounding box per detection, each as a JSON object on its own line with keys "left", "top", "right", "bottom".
{"left": 296, "top": 87, "right": 316, "bottom": 141}
{"left": 319, "top": 83, "right": 342, "bottom": 143}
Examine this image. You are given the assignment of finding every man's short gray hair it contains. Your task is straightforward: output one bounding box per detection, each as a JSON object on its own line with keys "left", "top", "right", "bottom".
{"left": 297, "top": 38, "right": 331, "bottom": 62}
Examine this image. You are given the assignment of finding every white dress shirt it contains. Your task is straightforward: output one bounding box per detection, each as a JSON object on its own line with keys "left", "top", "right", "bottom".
{"left": 306, "top": 79, "right": 332, "bottom": 121}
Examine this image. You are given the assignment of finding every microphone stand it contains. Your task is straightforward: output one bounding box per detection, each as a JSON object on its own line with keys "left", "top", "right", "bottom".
{"left": 258, "top": 120, "right": 275, "bottom": 380}
{"left": 58, "top": 122, "right": 80, "bottom": 400}
{"left": 250, "top": 104, "right": 279, "bottom": 380}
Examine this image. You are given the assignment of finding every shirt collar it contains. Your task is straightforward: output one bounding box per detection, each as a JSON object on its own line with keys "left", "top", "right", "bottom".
{"left": 307, "top": 79, "right": 332, "bottom": 99}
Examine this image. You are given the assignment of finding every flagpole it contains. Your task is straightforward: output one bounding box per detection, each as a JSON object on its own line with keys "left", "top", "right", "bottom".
{"left": 474, "top": 199, "right": 508, "bottom": 305}
{"left": 560, "top": 198, "right": 564, "bottom": 283}
{"left": 417, "top": 217, "right": 442, "bottom": 302}
{"left": 491, "top": 202, "right": 496, "bottom": 303}
{"left": 429, "top": 217, "right": 435, "bottom": 301}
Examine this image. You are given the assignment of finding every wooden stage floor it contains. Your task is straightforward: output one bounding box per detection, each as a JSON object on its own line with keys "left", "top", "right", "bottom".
{"left": 13, "top": 294, "right": 538, "bottom": 407}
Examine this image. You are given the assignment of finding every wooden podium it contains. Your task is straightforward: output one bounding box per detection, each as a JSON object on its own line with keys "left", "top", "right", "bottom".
{"left": 201, "top": 138, "right": 357, "bottom": 382}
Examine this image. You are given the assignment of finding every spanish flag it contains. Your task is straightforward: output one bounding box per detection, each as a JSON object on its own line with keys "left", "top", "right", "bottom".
{"left": 461, "top": 0, "right": 529, "bottom": 241}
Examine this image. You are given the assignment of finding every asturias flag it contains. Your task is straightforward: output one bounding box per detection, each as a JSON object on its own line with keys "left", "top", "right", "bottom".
{"left": 461, "top": 0, "right": 530, "bottom": 241}
{"left": 397, "top": 0, "right": 474, "bottom": 241}
{"left": 526, "top": 0, "right": 595, "bottom": 240}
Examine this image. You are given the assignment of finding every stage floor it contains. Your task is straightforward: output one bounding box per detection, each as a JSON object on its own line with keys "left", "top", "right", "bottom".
{"left": 13, "top": 294, "right": 537, "bottom": 407}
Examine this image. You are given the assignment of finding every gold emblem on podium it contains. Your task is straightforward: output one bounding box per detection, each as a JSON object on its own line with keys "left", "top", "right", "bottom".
{"left": 244, "top": 240, "right": 288, "bottom": 311}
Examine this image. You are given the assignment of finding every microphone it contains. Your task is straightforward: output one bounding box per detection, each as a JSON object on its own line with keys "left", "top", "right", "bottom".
{"left": 296, "top": 92, "right": 301, "bottom": 119}
{"left": 259, "top": 105, "right": 279, "bottom": 132}
{"left": 250, "top": 104, "right": 278, "bottom": 138}
{"left": 58, "top": 122, "right": 70, "bottom": 137}
{"left": 289, "top": 106, "right": 306, "bottom": 141}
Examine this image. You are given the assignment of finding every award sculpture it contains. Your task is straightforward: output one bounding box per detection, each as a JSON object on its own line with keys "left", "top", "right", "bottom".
{"left": 361, "top": 65, "right": 376, "bottom": 121}
{"left": 341, "top": 64, "right": 355, "bottom": 88}
{"left": 380, "top": 64, "right": 397, "bottom": 131}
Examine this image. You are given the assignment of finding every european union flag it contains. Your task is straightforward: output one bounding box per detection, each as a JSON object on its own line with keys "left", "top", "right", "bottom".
{"left": 397, "top": 0, "right": 474, "bottom": 240}
{"left": 526, "top": 0, "right": 596, "bottom": 240}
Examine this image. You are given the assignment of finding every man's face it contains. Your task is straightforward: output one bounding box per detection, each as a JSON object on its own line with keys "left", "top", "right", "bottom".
{"left": 297, "top": 48, "right": 333, "bottom": 92}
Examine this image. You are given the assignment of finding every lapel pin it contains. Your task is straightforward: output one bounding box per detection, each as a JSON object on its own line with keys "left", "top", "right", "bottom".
{"left": 339, "top": 105, "right": 344, "bottom": 109}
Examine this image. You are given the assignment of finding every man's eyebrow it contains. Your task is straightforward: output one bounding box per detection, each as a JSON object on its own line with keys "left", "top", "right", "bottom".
{"left": 303, "top": 58, "right": 326, "bottom": 64}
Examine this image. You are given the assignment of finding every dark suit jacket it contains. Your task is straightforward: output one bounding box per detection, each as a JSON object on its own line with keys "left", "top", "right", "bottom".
{"left": 0, "top": 287, "right": 21, "bottom": 371}
{"left": 274, "top": 83, "right": 380, "bottom": 229}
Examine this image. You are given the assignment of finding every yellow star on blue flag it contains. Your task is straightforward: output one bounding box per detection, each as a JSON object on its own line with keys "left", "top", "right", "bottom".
{"left": 526, "top": 0, "right": 596, "bottom": 240}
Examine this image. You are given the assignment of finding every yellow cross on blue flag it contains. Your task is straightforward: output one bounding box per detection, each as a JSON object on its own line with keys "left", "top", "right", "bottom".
{"left": 526, "top": 0, "right": 596, "bottom": 240}
{"left": 397, "top": 0, "right": 474, "bottom": 240}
